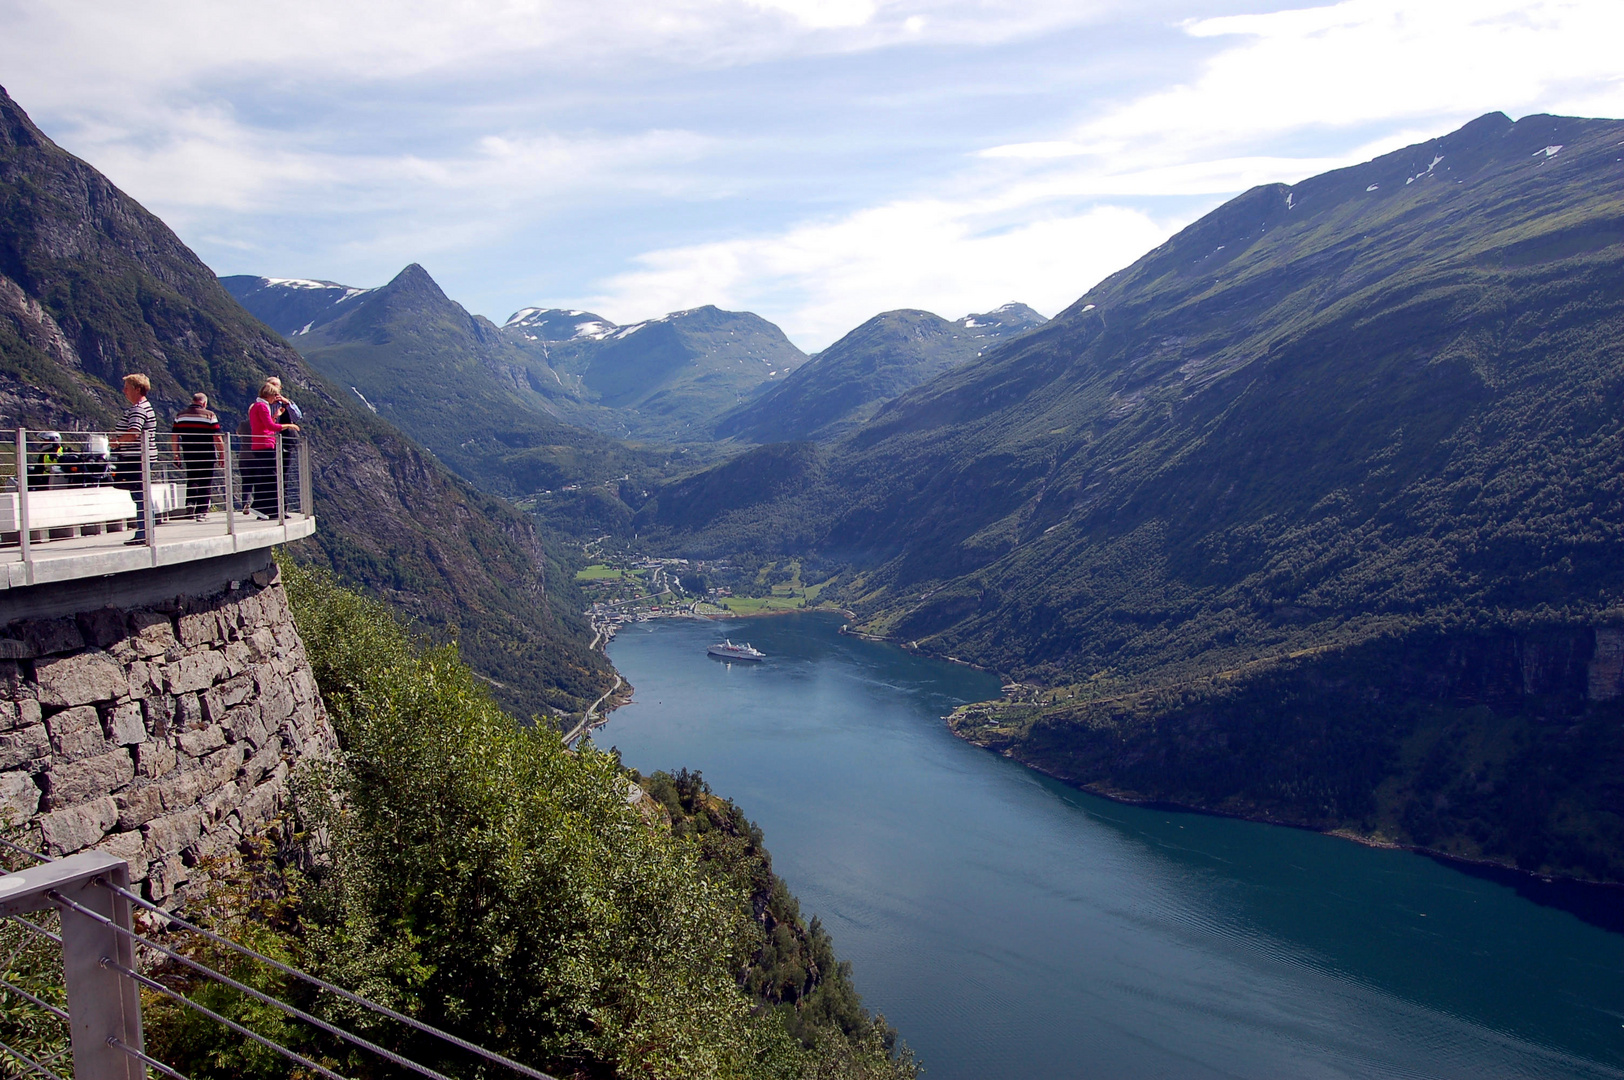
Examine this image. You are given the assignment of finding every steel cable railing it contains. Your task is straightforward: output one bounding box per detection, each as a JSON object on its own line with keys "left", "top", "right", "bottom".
{"left": 50, "top": 889, "right": 460, "bottom": 1080}
{"left": 107, "top": 1037, "right": 189, "bottom": 1080}
{"left": 94, "top": 879, "right": 558, "bottom": 1080}
{"left": 0, "top": 842, "right": 71, "bottom": 1080}
{"left": 2, "top": 427, "right": 313, "bottom": 579}
{"left": 0, "top": 974, "right": 69, "bottom": 1021}
{"left": 0, "top": 838, "right": 560, "bottom": 1080}
{"left": 0, "top": 1037, "right": 68, "bottom": 1080}
{"left": 98, "top": 953, "right": 348, "bottom": 1080}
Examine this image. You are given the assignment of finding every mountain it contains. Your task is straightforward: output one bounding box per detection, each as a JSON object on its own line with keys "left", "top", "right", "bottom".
{"left": 0, "top": 84, "right": 613, "bottom": 718}
{"left": 233, "top": 274, "right": 810, "bottom": 447}
{"left": 223, "top": 268, "right": 668, "bottom": 498}
{"left": 501, "top": 304, "right": 809, "bottom": 441}
{"left": 217, "top": 275, "right": 373, "bottom": 338}
{"left": 715, "top": 303, "right": 1046, "bottom": 442}
{"left": 635, "top": 112, "right": 1624, "bottom": 881}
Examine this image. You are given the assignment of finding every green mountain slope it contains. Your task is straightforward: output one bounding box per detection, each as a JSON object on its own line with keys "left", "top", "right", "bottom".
{"left": 0, "top": 84, "right": 612, "bottom": 717}
{"left": 231, "top": 273, "right": 808, "bottom": 454}
{"left": 636, "top": 112, "right": 1624, "bottom": 879}
{"left": 505, "top": 304, "right": 809, "bottom": 442}
{"left": 715, "top": 304, "right": 1046, "bottom": 442}
{"left": 224, "top": 266, "right": 671, "bottom": 498}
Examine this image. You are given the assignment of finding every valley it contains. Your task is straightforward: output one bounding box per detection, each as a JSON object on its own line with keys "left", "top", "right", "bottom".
{"left": 211, "top": 110, "right": 1624, "bottom": 888}
{"left": 9, "top": 11, "right": 1622, "bottom": 1078}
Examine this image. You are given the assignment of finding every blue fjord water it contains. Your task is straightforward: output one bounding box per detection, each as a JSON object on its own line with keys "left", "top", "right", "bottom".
{"left": 598, "top": 613, "right": 1624, "bottom": 1079}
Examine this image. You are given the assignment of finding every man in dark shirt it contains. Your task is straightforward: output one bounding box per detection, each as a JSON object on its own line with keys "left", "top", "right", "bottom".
{"left": 111, "top": 373, "right": 156, "bottom": 543}
{"left": 171, "top": 393, "right": 224, "bottom": 520}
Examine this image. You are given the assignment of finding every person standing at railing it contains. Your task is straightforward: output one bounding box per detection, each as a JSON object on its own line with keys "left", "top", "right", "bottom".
{"left": 27, "top": 430, "right": 63, "bottom": 487}
{"left": 265, "top": 376, "right": 303, "bottom": 510}
{"left": 171, "top": 392, "right": 224, "bottom": 521}
{"left": 244, "top": 380, "right": 299, "bottom": 518}
{"left": 110, "top": 373, "right": 155, "bottom": 544}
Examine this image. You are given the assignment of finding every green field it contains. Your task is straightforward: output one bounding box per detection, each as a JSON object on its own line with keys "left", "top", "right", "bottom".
{"left": 575, "top": 564, "right": 631, "bottom": 581}
{"left": 717, "top": 595, "right": 807, "bottom": 615}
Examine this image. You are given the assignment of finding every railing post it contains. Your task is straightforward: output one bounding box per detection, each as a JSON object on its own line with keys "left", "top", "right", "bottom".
{"left": 299, "top": 438, "right": 311, "bottom": 517}
{"left": 140, "top": 441, "right": 156, "bottom": 553}
{"left": 0, "top": 852, "right": 144, "bottom": 1080}
{"left": 275, "top": 433, "right": 286, "bottom": 525}
{"left": 223, "top": 433, "right": 236, "bottom": 537}
{"left": 15, "top": 428, "right": 31, "bottom": 572}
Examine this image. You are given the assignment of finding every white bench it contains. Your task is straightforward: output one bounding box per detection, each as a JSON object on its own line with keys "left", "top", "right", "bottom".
{"left": 0, "top": 487, "right": 138, "bottom": 538}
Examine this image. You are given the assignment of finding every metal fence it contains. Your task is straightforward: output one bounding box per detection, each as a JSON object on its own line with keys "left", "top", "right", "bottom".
{"left": 0, "top": 429, "right": 311, "bottom": 559}
{"left": 0, "top": 840, "right": 557, "bottom": 1080}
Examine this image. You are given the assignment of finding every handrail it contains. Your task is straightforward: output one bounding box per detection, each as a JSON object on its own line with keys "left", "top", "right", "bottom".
{"left": 15, "top": 428, "right": 31, "bottom": 567}
{"left": 53, "top": 889, "right": 460, "bottom": 1080}
{"left": 3, "top": 427, "right": 314, "bottom": 584}
{"left": 97, "top": 880, "right": 558, "bottom": 1080}
{"left": 0, "top": 1037, "right": 68, "bottom": 1080}
{"left": 0, "top": 840, "right": 559, "bottom": 1080}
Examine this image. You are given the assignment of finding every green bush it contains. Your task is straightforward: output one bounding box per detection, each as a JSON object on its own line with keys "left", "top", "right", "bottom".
{"left": 150, "top": 561, "right": 917, "bottom": 1080}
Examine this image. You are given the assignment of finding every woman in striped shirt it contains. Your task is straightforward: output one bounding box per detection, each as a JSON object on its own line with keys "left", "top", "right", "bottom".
{"left": 111, "top": 373, "right": 155, "bottom": 543}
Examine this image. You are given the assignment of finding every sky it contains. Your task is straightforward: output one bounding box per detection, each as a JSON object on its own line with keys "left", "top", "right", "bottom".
{"left": 2, "top": 1, "right": 1622, "bottom": 350}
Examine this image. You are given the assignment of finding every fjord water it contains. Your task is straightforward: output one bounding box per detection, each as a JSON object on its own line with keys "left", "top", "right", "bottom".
{"left": 599, "top": 615, "right": 1624, "bottom": 1079}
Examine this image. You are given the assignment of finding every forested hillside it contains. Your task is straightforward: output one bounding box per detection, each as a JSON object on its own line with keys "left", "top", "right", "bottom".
{"left": 135, "top": 563, "right": 916, "bottom": 1080}
{"left": 715, "top": 304, "right": 1045, "bottom": 443}
{"left": 224, "top": 265, "right": 669, "bottom": 497}
{"left": 634, "top": 112, "right": 1624, "bottom": 879}
{"left": 0, "top": 85, "right": 612, "bottom": 717}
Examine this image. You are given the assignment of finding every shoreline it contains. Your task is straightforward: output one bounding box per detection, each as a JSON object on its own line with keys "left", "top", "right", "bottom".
{"left": 579, "top": 607, "right": 1624, "bottom": 932}
{"left": 960, "top": 733, "right": 1624, "bottom": 930}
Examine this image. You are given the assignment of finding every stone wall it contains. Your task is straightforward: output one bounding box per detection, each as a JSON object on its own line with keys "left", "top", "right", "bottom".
{"left": 0, "top": 560, "right": 336, "bottom": 903}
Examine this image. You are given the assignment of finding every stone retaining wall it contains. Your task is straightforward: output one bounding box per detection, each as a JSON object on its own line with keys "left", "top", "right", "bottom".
{"left": 0, "top": 560, "right": 336, "bottom": 903}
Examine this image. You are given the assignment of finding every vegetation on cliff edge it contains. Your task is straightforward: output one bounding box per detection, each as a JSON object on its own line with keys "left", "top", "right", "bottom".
{"left": 139, "top": 563, "right": 915, "bottom": 1080}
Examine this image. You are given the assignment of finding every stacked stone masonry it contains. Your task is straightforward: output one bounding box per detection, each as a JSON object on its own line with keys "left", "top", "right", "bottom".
{"left": 0, "top": 564, "right": 337, "bottom": 903}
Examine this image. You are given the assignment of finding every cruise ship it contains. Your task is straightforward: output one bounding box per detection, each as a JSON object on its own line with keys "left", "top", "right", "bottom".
{"left": 707, "top": 639, "right": 766, "bottom": 662}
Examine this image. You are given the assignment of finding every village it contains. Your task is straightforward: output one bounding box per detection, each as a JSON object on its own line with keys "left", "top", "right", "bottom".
{"left": 575, "top": 540, "right": 834, "bottom": 649}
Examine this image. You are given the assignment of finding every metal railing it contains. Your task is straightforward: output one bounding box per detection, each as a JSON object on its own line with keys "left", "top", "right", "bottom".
{"left": 0, "top": 841, "right": 557, "bottom": 1080}
{"left": 1, "top": 429, "right": 311, "bottom": 566}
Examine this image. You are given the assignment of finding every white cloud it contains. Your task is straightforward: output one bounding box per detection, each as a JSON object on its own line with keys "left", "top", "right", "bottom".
{"left": 1081, "top": 0, "right": 1624, "bottom": 155}
{"left": 743, "top": 0, "right": 878, "bottom": 30}
{"left": 590, "top": 0, "right": 1624, "bottom": 347}
{"left": 6, "top": 0, "right": 1622, "bottom": 353}
{"left": 590, "top": 199, "right": 1173, "bottom": 347}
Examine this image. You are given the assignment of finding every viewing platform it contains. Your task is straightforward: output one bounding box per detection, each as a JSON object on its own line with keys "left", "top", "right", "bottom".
{"left": 1, "top": 427, "right": 314, "bottom": 602}
{"left": 0, "top": 511, "right": 314, "bottom": 590}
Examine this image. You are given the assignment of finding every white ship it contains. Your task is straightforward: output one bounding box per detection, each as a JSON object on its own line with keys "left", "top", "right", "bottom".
{"left": 707, "top": 639, "right": 765, "bottom": 662}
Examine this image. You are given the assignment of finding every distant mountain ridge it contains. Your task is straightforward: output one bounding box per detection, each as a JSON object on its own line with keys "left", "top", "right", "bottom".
{"left": 219, "top": 276, "right": 374, "bottom": 338}
{"left": 716, "top": 303, "right": 1045, "bottom": 442}
{"left": 631, "top": 111, "right": 1624, "bottom": 881}
{"left": 231, "top": 274, "right": 810, "bottom": 444}
{"left": 225, "top": 265, "right": 668, "bottom": 498}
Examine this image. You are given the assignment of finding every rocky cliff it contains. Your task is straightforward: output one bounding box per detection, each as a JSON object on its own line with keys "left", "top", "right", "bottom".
{"left": 0, "top": 560, "right": 336, "bottom": 904}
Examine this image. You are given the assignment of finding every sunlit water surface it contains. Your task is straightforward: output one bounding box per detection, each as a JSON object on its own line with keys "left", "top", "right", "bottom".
{"left": 597, "top": 614, "right": 1624, "bottom": 1079}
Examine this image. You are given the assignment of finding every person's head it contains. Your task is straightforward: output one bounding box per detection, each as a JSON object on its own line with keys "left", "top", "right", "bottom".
{"left": 265, "top": 377, "right": 283, "bottom": 396}
{"left": 123, "top": 374, "right": 150, "bottom": 403}
{"left": 192, "top": 392, "right": 208, "bottom": 407}
{"left": 259, "top": 380, "right": 278, "bottom": 401}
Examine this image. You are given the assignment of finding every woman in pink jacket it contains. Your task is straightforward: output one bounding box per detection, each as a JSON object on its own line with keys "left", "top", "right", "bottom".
{"left": 242, "top": 380, "right": 300, "bottom": 517}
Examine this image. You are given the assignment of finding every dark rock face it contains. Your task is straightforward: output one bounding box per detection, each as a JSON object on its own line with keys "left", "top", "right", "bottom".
{"left": 0, "top": 85, "right": 612, "bottom": 715}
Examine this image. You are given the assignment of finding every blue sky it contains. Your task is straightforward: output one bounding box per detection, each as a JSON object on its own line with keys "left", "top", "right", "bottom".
{"left": 3, "top": 0, "right": 1622, "bottom": 348}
